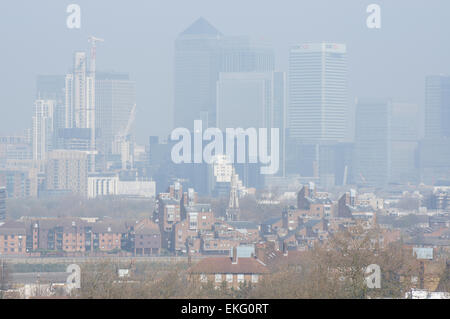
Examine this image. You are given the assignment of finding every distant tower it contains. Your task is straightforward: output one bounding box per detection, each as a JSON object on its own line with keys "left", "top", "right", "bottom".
{"left": 174, "top": 17, "right": 274, "bottom": 130}
{"left": 0, "top": 187, "right": 6, "bottom": 221}
{"left": 288, "top": 43, "right": 348, "bottom": 143}
{"left": 64, "top": 37, "right": 103, "bottom": 173}
{"left": 226, "top": 169, "right": 240, "bottom": 221}
{"left": 32, "top": 99, "right": 54, "bottom": 161}
{"left": 425, "top": 75, "right": 450, "bottom": 138}
{"left": 87, "top": 36, "right": 104, "bottom": 173}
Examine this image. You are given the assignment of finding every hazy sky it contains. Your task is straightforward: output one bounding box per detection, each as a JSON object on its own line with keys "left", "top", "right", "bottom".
{"left": 0, "top": 0, "right": 449, "bottom": 143}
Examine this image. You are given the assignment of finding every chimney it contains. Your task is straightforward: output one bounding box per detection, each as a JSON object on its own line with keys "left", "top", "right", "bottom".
{"left": 232, "top": 246, "right": 238, "bottom": 264}
{"left": 255, "top": 243, "right": 265, "bottom": 264}
{"left": 282, "top": 241, "right": 288, "bottom": 257}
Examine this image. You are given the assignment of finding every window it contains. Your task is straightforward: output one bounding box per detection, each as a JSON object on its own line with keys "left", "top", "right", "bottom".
{"left": 215, "top": 274, "right": 222, "bottom": 283}
{"left": 237, "top": 274, "right": 244, "bottom": 283}
{"left": 226, "top": 274, "right": 233, "bottom": 283}
{"left": 251, "top": 274, "right": 259, "bottom": 283}
{"left": 200, "top": 274, "right": 207, "bottom": 283}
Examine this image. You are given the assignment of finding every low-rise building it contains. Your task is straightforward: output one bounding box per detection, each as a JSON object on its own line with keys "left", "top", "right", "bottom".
{"left": 187, "top": 247, "right": 269, "bottom": 289}
{"left": 0, "top": 221, "right": 27, "bottom": 255}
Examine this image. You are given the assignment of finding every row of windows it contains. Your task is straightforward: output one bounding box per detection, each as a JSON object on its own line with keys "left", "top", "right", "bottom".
{"left": 200, "top": 273, "right": 259, "bottom": 284}
{"left": 3, "top": 247, "right": 23, "bottom": 252}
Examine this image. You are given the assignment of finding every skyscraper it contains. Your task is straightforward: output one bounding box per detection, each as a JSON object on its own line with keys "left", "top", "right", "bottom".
{"left": 390, "top": 102, "right": 419, "bottom": 184}
{"left": 288, "top": 43, "right": 348, "bottom": 143}
{"left": 36, "top": 75, "right": 66, "bottom": 133}
{"left": 0, "top": 187, "right": 6, "bottom": 221}
{"left": 45, "top": 150, "right": 88, "bottom": 196}
{"left": 67, "top": 52, "right": 95, "bottom": 130}
{"left": 216, "top": 71, "right": 286, "bottom": 177}
{"left": 95, "top": 72, "right": 136, "bottom": 156}
{"left": 174, "top": 17, "right": 274, "bottom": 130}
{"left": 425, "top": 75, "right": 450, "bottom": 138}
{"left": 354, "top": 99, "right": 419, "bottom": 186}
{"left": 64, "top": 51, "right": 96, "bottom": 172}
{"left": 32, "top": 99, "right": 54, "bottom": 161}
{"left": 420, "top": 75, "right": 450, "bottom": 183}
{"left": 217, "top": 72, "right": 271, "bottom": 130}
{"left": 174, "top": 18, "right": 222, "bottom": 130}
{"left": 354, "top": 98, "right": 391, "bottom": 187}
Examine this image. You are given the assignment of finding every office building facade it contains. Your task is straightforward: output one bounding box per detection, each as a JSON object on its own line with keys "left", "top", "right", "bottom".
{"left": 45, "top": 150, "right": 88, "bottom": 196}
{"left": 32, "top": 99, "right": 54, "bottom": 161}
{"left": 288, "top": 43, "right": 348, "bottom": 144}
{"left": 174, "top": 17, "right": 274, "bottom": 130}
{"left": 95, "top": 72, "right": 136, "bottom": 156}
{"left": 0, "top": 187, "right": 6, "bottom": 221}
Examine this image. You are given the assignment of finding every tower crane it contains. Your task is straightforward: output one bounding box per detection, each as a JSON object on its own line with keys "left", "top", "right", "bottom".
{"left": 88, "top": 36, "right": 104, "bottom": 76}
{"left": 113, "top": 104, "right": 137, "bottom": 170}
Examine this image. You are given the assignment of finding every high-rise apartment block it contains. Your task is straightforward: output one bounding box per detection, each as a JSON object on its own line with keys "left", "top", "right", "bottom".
{"left": 64, "top": 52, "right": 96, "bottom": 172}
{"left": 32, "top": 99, "right": 54, "bottom": 161}
{"left": 0, "top": 187, "right": 6, "bottom": 221}
{"left": 45, "top": 150, "right": 88, "bottom": 196}
{"left": 36, "top": 75, "right": 66, "bottom": 133}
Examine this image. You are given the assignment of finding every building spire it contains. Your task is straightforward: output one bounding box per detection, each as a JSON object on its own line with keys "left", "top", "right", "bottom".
{"left": 226, "top": 168, "right": 240, "bottom": 221}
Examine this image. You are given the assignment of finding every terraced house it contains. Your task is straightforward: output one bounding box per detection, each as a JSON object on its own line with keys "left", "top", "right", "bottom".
{"left": 187, "top": 247, "right": 269, "bottom": 289}
{"left": 0, "top": 217, "right": 161, "bottom": 256}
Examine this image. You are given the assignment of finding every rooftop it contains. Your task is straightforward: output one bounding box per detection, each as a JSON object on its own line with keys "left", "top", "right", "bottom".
{"left": 180, "top": 17, "right": 222, "bottom": 37}
{"left": 188, "top": 256, "right": 269, "bottom": 274}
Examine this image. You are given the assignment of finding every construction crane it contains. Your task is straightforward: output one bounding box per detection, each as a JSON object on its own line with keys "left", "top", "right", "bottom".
{"left": 359, "top": 172, "right": 367, "bottom": 184}
{"left": 113, "top": 104, "right": 137, "bottom": 170}
{"left": 88, "top": 36, "right": 104, "bottom": 76}
{"left": 120, "top": 104, "right": 136, "bottom": 139}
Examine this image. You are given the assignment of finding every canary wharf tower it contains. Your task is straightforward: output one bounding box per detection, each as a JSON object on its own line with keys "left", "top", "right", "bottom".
{"left": 174, "top": 17, "right": 274, "bottom": 130}
{"left": 288, "top": 43, "right": 348, "bottom": 143}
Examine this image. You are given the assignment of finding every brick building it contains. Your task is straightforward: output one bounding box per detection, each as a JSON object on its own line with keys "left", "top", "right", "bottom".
{"left": 132, "top": 219, "right": 161, "bottom": 255}
{"left": 187, "top": 248, "right": 269, "bottom": 289}
{"left": 0, "top": 221, "right": 27, "bottom": 255}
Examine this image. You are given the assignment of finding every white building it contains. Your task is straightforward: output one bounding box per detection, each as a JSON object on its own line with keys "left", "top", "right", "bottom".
{"left": 88, "top": 174, "right": 155, "bottom": 199}
{"left": 65, "top": 51, "right": 96, "bottom": 172}
{"left": 32, "top": 99, "right": 54, "bottom": 161}
{"left": 288, "top": 43, "right": 348, "bottom": 143}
